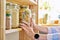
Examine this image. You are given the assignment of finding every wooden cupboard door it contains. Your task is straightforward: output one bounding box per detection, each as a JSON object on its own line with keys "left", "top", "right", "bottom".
{"left": 0, "top": 0, "right": 1, "bottom": 27}
{"left": 0, "top": 0, "right": 5, "bottom": 40}
{"left": 24, "top": 32, "right": 31, "bottom": 40}
{"left": 0, "top": 28, "right": 5, "bottom": 40}
{"left": 0, "top": 28, "right": 3, "bottom": 40}
{"left": 19, "top": 30, "right": 33, "bottom": 40}
{"left": 19, "top": 30, "right": 24, "bottom": 40}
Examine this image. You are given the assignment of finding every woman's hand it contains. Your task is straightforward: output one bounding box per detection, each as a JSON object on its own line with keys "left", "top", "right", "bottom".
{"left": 20, "top": 21, "right": 35, "bottom": 40}
{"left": 30, "top": 18, "right": 48, "bottom": 34}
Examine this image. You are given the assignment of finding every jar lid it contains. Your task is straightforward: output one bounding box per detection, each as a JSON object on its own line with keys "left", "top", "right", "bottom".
{"left": 20, "top": 5, "right": 28, "bottom": 8}
{"left": 11, "top": 4, "right": 20, "bottom": 9}
{"left": 6, "top": 2, "right": 12, "bottom": 6}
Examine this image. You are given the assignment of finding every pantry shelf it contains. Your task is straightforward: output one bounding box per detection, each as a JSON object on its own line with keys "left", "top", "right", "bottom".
{"left": 5, "top": 28, "right": 22, "bottom": 34}
{"left": 6, "top": 0, "right": 37, "bottom": 5}
{"left": 38, "top": 24, "right": 60, "bottom": 26}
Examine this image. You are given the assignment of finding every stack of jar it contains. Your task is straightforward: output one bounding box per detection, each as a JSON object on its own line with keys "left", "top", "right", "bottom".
{"left": 6, "top": 2, "right": 20, "bottom": 30}
{"left": 12, "top": 4, "right": 20, "bottom": 29}
{"left": 6, "top": 2, "right": 12, "bottom": 30}
{"left": 19, "top": 5, "right": 32, "bottom": 23}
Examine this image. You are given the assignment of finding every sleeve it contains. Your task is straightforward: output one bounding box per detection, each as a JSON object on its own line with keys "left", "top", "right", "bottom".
{"left": 47, "top": 33, "right": 60, "bottom": 40}
{"left": 47, "top": 27, "right": 60, "bottom": 40}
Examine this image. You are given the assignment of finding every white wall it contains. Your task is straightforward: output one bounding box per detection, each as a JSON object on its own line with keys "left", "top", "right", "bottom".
{"left": 38, "top": 0, "right": 60, "bottom": 20}
{"left": 5, "top": 32, "right": 19, "bottom": 40}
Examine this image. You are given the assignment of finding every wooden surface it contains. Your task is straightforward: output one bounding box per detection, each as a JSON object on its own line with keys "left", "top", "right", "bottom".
{"left": 5, "top": 0, "right": 38, "bottom": 40}
{"left": 38, "top": 24, "right": 60, "bottom": 26}
{"left": 0, "top": 28, "right": 5, "bottom": 40}
{"left": 19, "top": 30, "right": 24, "bottom": 40}
{"left": 19, "top": 29, "right": 33, "bottom": 40}
{"left": 35, "top": 6, "right": 38, "bottom": 24}
{"left": 0, "top": 0, "right": 1, "bottom": 26}
{"left": 19, "top": 4, "right": 38, "bottom": 40}
{"left": 5, "top": 28, "right": 22, "bottom": 34}
{"left": 6, "top": 0, "right": 37, "bottom": 5}
{"left": 0, "top": 0, "right": 6, "bottom": 40}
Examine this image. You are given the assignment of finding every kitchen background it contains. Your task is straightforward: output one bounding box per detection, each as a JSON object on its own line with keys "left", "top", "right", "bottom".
{"left": 38, "top": 0, "right": 60, "bottom": 25}
{"left": 0, "top": 0, "right": 60, "bottom": 40}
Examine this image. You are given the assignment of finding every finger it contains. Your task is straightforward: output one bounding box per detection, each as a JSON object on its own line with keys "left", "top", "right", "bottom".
{"left": 20, "top": 24, "right": 30, "bottom": 34}
{"left": 20, "top": 24, "right": 34, "bottom": 33}
{"left": 20, "top": 23, "right": 27, "bottom": 27}
{"left": 20, "top": 23, "right": 29, "bottom": 31}
{"left": 22, "top": 21, "right": 30, "bottom": 27}
{"left": 20, "top": 26, "right": 29, "bottom": 33}
{"left": 20, "top": 23, "right": 29, "bottom": 30}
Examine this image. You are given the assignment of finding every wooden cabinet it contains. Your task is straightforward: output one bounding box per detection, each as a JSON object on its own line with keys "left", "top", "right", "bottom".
{"left": 0, "top": 0, "right": 38, "bottom": 40}
{"left": 19, "top": 5, "right": 38, "bottom": 40}
{"left": 6, "top": 0, "right": 37, "bottom": 5}
{"left": 0, "top": 0, "right": 6, "bottom": 40}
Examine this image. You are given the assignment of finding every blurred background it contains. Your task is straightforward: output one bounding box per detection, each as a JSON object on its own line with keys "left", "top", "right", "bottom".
{"left": 38, "top": 0, "right": 60, "bottom": 25}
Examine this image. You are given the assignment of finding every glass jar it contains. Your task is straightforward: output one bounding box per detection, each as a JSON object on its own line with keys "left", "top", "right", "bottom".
{"left": 19, "top": 5, "right": 31, "bottom": 23}
{"left": 25, "top": 6, "right": 32, "bottom": 23}
{"left": 19, "top": 5, "right": 26, "bottom": 23}
{"left": 6, "top": 2, "right": 12, "bottom": 30}
{"left": 11, "top": 4, "right": 20, "bottom": 28}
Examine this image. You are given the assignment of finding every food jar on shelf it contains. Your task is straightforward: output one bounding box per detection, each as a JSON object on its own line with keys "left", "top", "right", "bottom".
{"left": 25, "top": 6, "right": 32, "bottom": 22}
{"left": 11, "top": 4, "right": 20, "bottom": 29}
{"left": 19, "top": 5, "right": 32, "bottom": 23}
{"left": 6, "top": 2, "right": 12, "bottom": 30}
{"left": 19, "top": 5, "right": 25, "bottom": 23}
{"left": 32, "top": 12, "right": 36, "bottom": 23}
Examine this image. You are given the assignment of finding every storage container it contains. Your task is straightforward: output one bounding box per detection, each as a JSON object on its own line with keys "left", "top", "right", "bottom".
{"left": 11, "top": 4, "right": 20, "bottom": 28}
{"left": 19, "top": 5, "right": 32, "bottom": 23}
{"left": 6, "top": 2, "right": 12, "bottom": 30}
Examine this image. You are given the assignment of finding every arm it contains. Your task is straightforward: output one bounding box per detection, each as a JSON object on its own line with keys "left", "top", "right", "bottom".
{"left": 30, "top": 18, "right": 48, "bottom": 34}
{"left": 38, "top": 34, "right": 47, "bottom": 40}
{"left": 20, "top": 21, "right": 48, "bottom": 40}
{"left": 31, "top": 33, "right": 47, "bottom": 40}
{"left": 33, "top": 24, "right": 48, "bottom": 34}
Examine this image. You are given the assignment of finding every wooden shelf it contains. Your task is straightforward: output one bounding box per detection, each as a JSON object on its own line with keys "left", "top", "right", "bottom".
{"left": 38, "top": 24, "right": 60, "bottom": 26}
{"left": 6, "top": 0, "right": 37, "bottom": 5}
{"left": 5, "top": 28, "right": 22, "bottom": 34}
